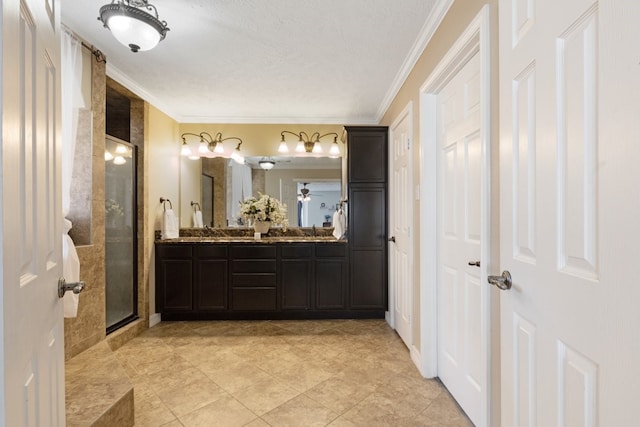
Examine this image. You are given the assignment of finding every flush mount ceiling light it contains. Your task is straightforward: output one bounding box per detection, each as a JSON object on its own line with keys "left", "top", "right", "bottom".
{"left": 259, "top": 159, "right": 276, "bottom": 170}
{"left": 180, "top": 132, "right": 245, "bottom": 164}
{"left": 98, "top": 0, "right": 169, "bottom": 53}
{"left": 279, "top": 131, "right": 340, "bottom": 155}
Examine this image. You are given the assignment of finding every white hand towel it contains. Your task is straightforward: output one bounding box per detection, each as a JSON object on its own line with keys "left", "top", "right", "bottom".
{"left": 162, "top": 209, "right": 179, "bottom": 239}
{"left": 332, "top": 210, "right": 344, "bottom": 239}
{"left": 195, "top": 210, "right": 204, "bottom": 228}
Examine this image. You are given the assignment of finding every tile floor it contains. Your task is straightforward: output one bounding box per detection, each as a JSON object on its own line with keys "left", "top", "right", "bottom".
{"left": 114, "top": 319, "right": 473, "bottom": 426}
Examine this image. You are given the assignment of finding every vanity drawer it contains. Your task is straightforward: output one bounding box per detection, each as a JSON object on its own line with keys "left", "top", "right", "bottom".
{"left": 156, "top": 245, "right": 192, "bottom": 259}
{"left": 230, "top": 245, "right": 276, "bottom": 259}
{"left": 232, "top": 259, "right": 277, "bottom": 273}
{"left": 316, "top": 244, "right": 346, "bottom": 258}
{"left": 196, "top": 245, "right": 228, "bottom": 258}
{"left": 231, "top": 288, "right": 276, "bottom": 310}
{"left": 280, "top": 244, "right": 313, "bottom": 258}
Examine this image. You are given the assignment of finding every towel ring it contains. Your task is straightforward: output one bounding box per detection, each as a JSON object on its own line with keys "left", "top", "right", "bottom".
{"left": 160, "top": 197, "right": 173, "bottom": 211}
{"left": 190, "top": 201, "right": 201, "bottom": 212}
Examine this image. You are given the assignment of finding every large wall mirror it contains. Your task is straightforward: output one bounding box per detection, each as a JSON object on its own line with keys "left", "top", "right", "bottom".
{"left": 181, "top": 155, "right": 343, "bottom": 228}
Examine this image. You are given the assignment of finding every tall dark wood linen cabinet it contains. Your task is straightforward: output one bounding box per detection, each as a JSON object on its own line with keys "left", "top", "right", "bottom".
{"left": 346, "top": 126, "right": 388, "bottom": 310}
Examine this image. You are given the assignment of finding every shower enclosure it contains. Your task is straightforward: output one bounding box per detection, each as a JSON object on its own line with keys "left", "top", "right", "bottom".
{"left": 105, "top": 136, "right": 138, "bottom": 332}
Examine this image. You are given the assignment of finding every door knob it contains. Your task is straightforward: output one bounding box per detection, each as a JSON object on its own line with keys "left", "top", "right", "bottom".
{"left": 58, "top": 277, "right": 85, "bottom": 298}
{"left": 388, "top": 236, "right": 396, "bottom": 243}
{"left": 468, "top": 261, "right": 480, "bottom": 267}
{"left": 487, "top": 271, "right": 512, "bottom": 290}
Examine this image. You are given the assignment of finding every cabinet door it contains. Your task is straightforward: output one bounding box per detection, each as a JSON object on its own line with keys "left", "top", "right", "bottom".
{"left": 349, "top": 186, "right": 387, "bottom": 248}
{"left": 156, "top": 245, "right": 193, "bottom": 312}
{"left": 159, "top": 258, "right": 193, "bottom": 311}
{"left": 346, "top": 126, "right": 388, "bottom": 183}
{"left": 350, "top": 250, "right": 386, "bottom": 309}
{"left": 315, "top": 259, "right": 345, "bottom": 309}
{"left": 281, "top": 259, "right": 312, "bottom": 310}
{"left": 196, "top": 259, "right": 227, "bottom": 311}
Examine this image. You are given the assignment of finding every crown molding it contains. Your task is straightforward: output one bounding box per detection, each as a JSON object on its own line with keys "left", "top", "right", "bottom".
{"left": 374, "top": 0, "right": 454, "bottom": 122}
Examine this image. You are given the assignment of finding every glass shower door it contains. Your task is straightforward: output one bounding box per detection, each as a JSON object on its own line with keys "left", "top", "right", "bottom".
{"left": 105, "top": 136, "right": 138, "bottom": 332}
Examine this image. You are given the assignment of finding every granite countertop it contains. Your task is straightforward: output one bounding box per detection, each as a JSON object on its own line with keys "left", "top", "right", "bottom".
{"left": 155, "top": 227, "right": 347, "bottom": 244}
{"left": 156, "top": 236, "right": 347, "bottom": 244}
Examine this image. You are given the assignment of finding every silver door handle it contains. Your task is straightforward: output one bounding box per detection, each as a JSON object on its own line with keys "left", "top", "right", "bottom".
{"left": 487, "top": 271, "right": 512, "bottom": 290}
{"left": 468, "top": 261, "right": 480, "bottom": 267}
{"left": 58, "top": 277, "right": 85, "bottom": 298}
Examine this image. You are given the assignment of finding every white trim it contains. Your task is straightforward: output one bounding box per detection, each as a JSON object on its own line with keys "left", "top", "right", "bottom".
{"left": 419, "top": 5, "right": 492, "bottom": 426}
{"left": 149, "top": 313, "right": 161, "bottom": 327}
{"left": 410, "top": 345, "right": 424, "bottom": 376}
{"left": 375, "top": 0, "right": 455, "bottom": 122}
{"left": 387, "top": 102, "right": 415, "bottom": 345}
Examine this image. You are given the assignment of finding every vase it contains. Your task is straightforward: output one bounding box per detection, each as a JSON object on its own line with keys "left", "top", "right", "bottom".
{"left": 253, "top": 220, "right": 271, "bottom": 234}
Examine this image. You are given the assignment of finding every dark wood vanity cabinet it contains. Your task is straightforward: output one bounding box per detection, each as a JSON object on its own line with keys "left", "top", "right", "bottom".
{"left": 346, "top": 126, "right": 388, "bottom": 310}
{"left": 155, "top": 241, "right": 359, "bottom": 319}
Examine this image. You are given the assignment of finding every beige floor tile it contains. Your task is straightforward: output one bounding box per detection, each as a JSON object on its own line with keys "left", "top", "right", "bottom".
{"left": 202, "top": 360, "right": 275, "bottom": 394}
{"left": 417, "top": 392, "right": 474, "bottom": 426}
{"left": 134, "top": 393, "right": 177, "bottom": 427}
{"left": 160, "top": 420, "right": 185, "bottom": 427}
{"left": 156, "top": 376, "right": 228, "bottom": 417}
{"left": 262, "top": 394, "right": 339, "bottom": 427}
{"left": 271, "top": 361, "right": 335, "bottom": 393}
{"left": 231, "top": 376, "right": 301, "bottom": 415}
{"left": 304, "top": 376, "right": 375, "bottom": 414}
{"left": 326, "top": 416, "right": 358, "bottom": 426}
{"left": 179, "top": 395, "right": 257, "bottom": 427}
{"left": 243, "top": 418, "right": 271, "bottom": 427}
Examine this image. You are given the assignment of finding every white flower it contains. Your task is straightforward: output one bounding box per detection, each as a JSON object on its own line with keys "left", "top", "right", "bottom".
{"left": 239, "top": 193, "right": 288, "bottom": 229}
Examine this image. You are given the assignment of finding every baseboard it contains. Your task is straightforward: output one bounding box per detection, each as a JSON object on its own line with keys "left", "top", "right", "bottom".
{"left": 149, "top": 313, "right": 161, "bottom": 327}
{"left": 411, "top": 345, "right": 427, "bottom": 377}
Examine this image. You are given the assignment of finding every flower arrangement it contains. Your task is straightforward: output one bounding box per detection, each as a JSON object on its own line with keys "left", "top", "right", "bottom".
{"left": 239, "top": 193, "right": 288, "bottom": 229}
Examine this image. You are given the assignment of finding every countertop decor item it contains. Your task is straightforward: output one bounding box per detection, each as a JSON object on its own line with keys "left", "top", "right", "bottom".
{"left": 239, "top": 193, "right": 288, "bottom": 231}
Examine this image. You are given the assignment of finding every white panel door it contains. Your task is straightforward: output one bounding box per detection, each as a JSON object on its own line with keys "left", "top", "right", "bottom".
{"left": 1, "top": 0, "right": 65, "bottom": 425}
{"left": 389, "top": 106, "right": 413, "bottom": 348}
{"left": 437, "top": 52, "right": 484, "bottom": 425}
{"left": 499, "top": 0, "right": 640, "bottom": 425}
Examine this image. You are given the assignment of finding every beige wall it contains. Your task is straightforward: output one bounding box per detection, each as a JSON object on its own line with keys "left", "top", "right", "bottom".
{"left": 379, "top": 0, "right": 500, "bottom": 420}
{"left": 146, "top": 105, "right": 180, "bottom": 316}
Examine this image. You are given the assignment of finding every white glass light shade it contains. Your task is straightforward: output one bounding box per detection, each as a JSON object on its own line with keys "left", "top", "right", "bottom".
{"left": 278, "top": 141, "right": 289, "bottom": 153}
{"left": 295, "top": 141, "right": 305, "bottom": 153}
{"left": 312, "top": 142, "right": 322, "bottom": 154}
{"left": 108, "top": 15, "right": 161, "bottom": 51}
{"left": 213, "top": 142, "right": 225, "bottom": 154}
{"left": 180, "top": 142, "right": 192, "bottom": 157}
{"left": 188, "top": 154, "right": 200, "bottom": 160}
{"left": 231, "top": 149, "right": 245, "bottom": 164}
{"left": 104, "top": 151, "right": 114, "bottom": 161}
{"left": 115, "top": 144, "right": 128, "bottom": 154}
{"left": 113, "top": 156, "right": 126, "bottom": 165}
{"left": 329, "top": 141, "right": 340, "bottom": 157}
{"left": 198, "top": 141, "right": 208, "bottom": 154}
{"left": 259, "top": 160, "right": 275, "bottom": 170}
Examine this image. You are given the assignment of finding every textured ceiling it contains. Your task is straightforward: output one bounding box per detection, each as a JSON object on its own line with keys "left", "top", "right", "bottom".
{"left": 62, "top": 0, "right": 444, "bottom": 124}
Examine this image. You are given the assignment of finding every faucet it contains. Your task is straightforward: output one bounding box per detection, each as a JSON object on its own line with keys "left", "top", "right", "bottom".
{"left": 312, "top": 224, "right": 316, "bottom": 236}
